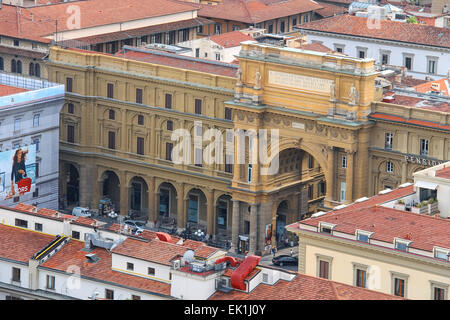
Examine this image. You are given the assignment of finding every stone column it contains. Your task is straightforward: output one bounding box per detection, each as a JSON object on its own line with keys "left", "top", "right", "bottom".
{"left": 346, "top": 150, "right": 355, "bottom": 203}
{"left": 150, "top": 115, "right": 156, "bottom": 158}
{"left": 177, "top": 183, "right": 185, "bottom": 230}
{"left": 206, "top": 189, "right": 215, "bottom": 237}
{"left": 231, "top": 200, "right": 240, "bottom": 252}
{"left": 93, "top": 178, "right": 103, "bottom": 214}
{"left": 119, "top": 184, "right": 129, "bottom": 216}
{"left": 249, "top": 203, "right": 258, "bottom": 255}
{"left": 325, "top": 146, "right": 335, "bottom": 203}
{"left": 79, "top": 164, "right": 94, "bottom": 208}
{"left": 148, "top": 177, "right": 157, "bottom": 226}
{"left": 401, "top": 162, "right": 407, "bottom": 184}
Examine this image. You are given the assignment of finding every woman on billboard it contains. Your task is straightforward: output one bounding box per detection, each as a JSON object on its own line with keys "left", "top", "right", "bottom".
{"left": 5, "top": 148, "right": 29, "bottom": 199}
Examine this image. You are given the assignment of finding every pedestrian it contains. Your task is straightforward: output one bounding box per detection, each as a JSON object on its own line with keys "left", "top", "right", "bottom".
{"left": 290, "top": 248, "right": 293, "bottom": 257}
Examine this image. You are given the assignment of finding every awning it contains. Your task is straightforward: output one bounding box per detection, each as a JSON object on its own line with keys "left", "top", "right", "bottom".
{"left": 414, "top": 181, "right": 438, "bottom": 190}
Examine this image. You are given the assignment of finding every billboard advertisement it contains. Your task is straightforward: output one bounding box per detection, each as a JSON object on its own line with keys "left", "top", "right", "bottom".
{"left": 0, "top": 145, "right": 36, "bottom": 200}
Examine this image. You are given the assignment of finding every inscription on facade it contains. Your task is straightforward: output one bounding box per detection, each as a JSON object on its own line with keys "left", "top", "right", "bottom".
{"left": 404, "top": 155, "right": 444, "bottom": 167}
{"left": 268, "top": 70, "right": 333, "bottom": 93}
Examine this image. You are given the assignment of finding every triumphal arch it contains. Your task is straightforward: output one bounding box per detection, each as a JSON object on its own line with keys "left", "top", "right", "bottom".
{"left": 227, "top": 41, "right": 378, "bottom": 255}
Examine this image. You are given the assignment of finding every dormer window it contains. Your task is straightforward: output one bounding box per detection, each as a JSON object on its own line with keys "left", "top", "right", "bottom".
{"left": 434, "top": 247, "right": 450, "bottom": 261}
{"left": 319, "top": 222, "right": 335, "bottom": 234}
{"left": 394, "top": 238, "right": 411, "bottom": 252}
{"left": 356, "top": 230, "right": 373, "bottom": 243}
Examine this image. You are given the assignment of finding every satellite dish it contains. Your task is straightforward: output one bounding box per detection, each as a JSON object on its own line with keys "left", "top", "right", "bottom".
{"left": 183, "top": 250, "right": 195, "bottom": 263}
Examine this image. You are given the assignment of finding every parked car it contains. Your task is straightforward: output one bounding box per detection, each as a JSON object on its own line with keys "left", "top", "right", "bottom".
{"left": 72, "top": 207, "right": 92, "bottom": 217}
{"left": 123, "top": 220, "right": 146, "bottom": 233}
{"left": 272, "top": 255, "right": 298, "bottom": 266}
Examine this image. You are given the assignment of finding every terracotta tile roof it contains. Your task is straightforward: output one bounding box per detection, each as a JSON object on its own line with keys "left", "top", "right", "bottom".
{"left": 436, "top": 166, "right": 450, "bottom": 179}
{"left": 370, "top": 112, "right": 450, "bottom": 131}
{"left": 0, "top": 84, "right": 29, "bottom": 97}
{"left": 297, "top": 14, "right": 450, "bottom": 48}
{"left": 210, "top": 272, "right": 404, "bottom": 300}
{"left": 0, "top": 224, "right": 55, "bottom": 263}
{"left": 198, "top": 0, "right": 323, "bottom": 24}
{"left": 114, "top": 48, "right": 238, "bottom": 77}
{"left": 40, "top": 240, "right": 171, "bottom": 297}
{"left": 209, "top": 30, "right": 254, "bottom": 48}
{"left": 111, "top": 238, "right": 190, "bottom": 266}
{"left": 315, "top": 1, "right": 348, "bottom": 17}
{"left": 72, "top": 17, "right": 214, "bottom": 45}
{"left": 0, "top": 0, "right": 199, "bottom": 43}
{"left": 413, "top": 78, "right": 450, "bottom": 97}
{"left": 193, "top": 245, "right": 221, "bottom": 259}
{"left": 297, "top": 42, "right": 332, "bottom": 53}
{"left": 295, "top": 185, "right": 450, "bottom": 253}
{"left": 0, "top": 46, "right": 47, "bottom": 59}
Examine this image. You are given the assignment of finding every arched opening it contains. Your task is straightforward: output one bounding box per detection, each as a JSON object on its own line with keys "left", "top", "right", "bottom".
{"left": 216, "top": 194, "right": 232, "bottom": 239}
{"left": 158, "top": 182, "right": 178, "bottom": 226}
{"left": 275, "top": 200, "right": 289, "bottom": 246}
{"left": 186, "top": 188, "right": 207, "bottom": 233}
{"left": 66, "top": 164, "right": 79, "bottom": 207}
{"left": 129, "top": 176, "right": 149, "bottom": 219}
{"left": 102, "top": 171, "right": 120, "bottom": 213}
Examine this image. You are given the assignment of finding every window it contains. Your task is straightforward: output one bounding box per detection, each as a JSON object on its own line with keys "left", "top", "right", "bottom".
{"left": 214, "top": 53, "right": 220, "bottom": 61}
{"left": 225, "top": 154, "right": 233, "bottom": 173}
{"left": 268, "top": 24, "right": 273, "bottom": 33}
{"left": 356, "top": 230, "right": 371, "bottom": 243}
{"left": 303, "top": 15, "right": 309, "bottom": 23}
{"left": 109, "top": 109, "right": 115, "bottom": 120}
{"left": 33, "top": 114, "right": 40, "bottom": 127}
{"left": 308, "top": 185, "right": 312, "bottom": 198}
{"left": 12, "top": 267, "right": 21, "bottom": 282}
{"left": 280, "top": 21, "right": 285, "bottom": 33}
{"left": 342, "top": 155, "right": 347, "bottom": 168}
{"left": 358, "top": 50, "right": 366, "bottom": 59}
{"left": 67, "top": 125, "right": 75, "bottom": 143}
{"left": 319, "top": 182, "right": 325, "bottom": 195}
{"left": 340, "top": 181, "right": 346, "bottom": 202}
{"left": 137, "top": 137, "right": 144, "bottom": 155}
{"left": 197, "top": 25, "right": 203, "bottom": 34}
{"left": 105, "top": 289, "right": 114, "bottom": 300}
{"left": 33, "top": 138, "right": 40, "bottom": 152}
{"left": 0, "top": 57, "right": 3, "bottom": 70}
{"left": 386, "top": 161, "right": 393, "bottom": 173}
{"left": 167, "top": 120, "right": 173, "bottom": 131}
{"left": 14, "top": 118, "right": 20, "bottom": 131}
{"left": 385, "top": 132, "right": 393, "bottom": 150}
{"left": 434, "top": 248, "right": 449, "bottom": 261}
{"left": 108, "top": 131, "right": 116, "bottom": 149}
{"left": 107, "top": 83, "right": 114, "bottom": 99}
{"left": 318, "top": 259, "right": 330, "bottom": 279}
{"left": 11, "top": 59, "right": 16, "bottom": 73}
{"left": 137, "top": 115, "right": 144, "bottom": 125}
{"left": 66, "top": 77, "right": 73, "bottom": 92}
{"left": 127, "top": 262, "right": 134, "bottom": 271}
{"left": 293, "top": 18, "right": 297, "bottom": 26}
{"left": 232, "top": 25, "right": 240, "bottom": 31}
{"left": 35, "top": 62, "right": 41, "bottom": 76}
{"left": 434, "top": 287, "right": 446, "bottom": 300}
{"left": 46, "top": 275, "right": 55, "bottom": 290}
{"left": 33, "top": 188, "right": 39, "bottom": 198}
{"left": 195, "top": 99, "right": 202, "bottom": 114}
{"left": 308, "top": 154, "right": 313, "bottom": 169}
{"left": 165, "top": 143, "right": 173, "bottom": 161}
{"left": 165, "top": 93, "right": 172, "bottom": 109}
{"left": 381, "top": 53, "right": 389, "bottom": 65}
{"left": 355, "top": 268, "right": 367, "bottom": 288}
{"left": 72, "top": 231, "right": 80, "bottom": 239}
{"left": 394, "top": 239, "right": 410, "bottom": 252}
{"left": 132, "top": 295, "right": 141, "bottom": 300}
{"left": 214, "top": 23, "right": 222, "bottom": 34}
{"left": 68, "top": 103, "right": 74, "bottom": 114}
{"left": 427, "top": 58, "right": 437, "bottom": 74}
{"left": 14, "top": 39, "right": 19, "bottom": 46}
{"left": 335, "top": 46, "right": 343, "bottom": 53}
{"left": 35, "top": 162, "right": 39, "bottom": 178}
{"left": 29, "top": 62, "right": 35, "bottom": 76}
{"left": 420, "top": 139, "right": 429, "bottom": 156}
{"left": 248, "top": 164, "right": 252, "bottom": 183}
{"left": 224, "top": 107, "right": 232, "bottom": 120}
{"left": 15, "top": 219, "right": 28, "bottom": 228}
{"left": 35, "top": 223, "right": 43, "bottom": 232}
{"left": 195, "top": 48, "right": 200, "bottom": 58}
{"left": 148, "top": 267, "right": 155, "bottom": 275}
{"left": 404, "top": 56, "right": 412, "bottom": 70}
{"left": 195, "top": 148, "right": 202, "bottom": 167}
{"left": 136, "top": 88, "right": 143, "bottom": 104}
{"left": 394, "top": 278, "right": 405, "bottom": 297}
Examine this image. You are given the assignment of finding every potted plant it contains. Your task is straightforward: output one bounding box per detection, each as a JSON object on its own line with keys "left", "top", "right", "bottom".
{"left": 394, "top": 199, "right": 406, "bottom": 211}
{"left": 427, "top": 198, "right": 439, "bottom": 215}
{"left": 412, "top": 201, "right": 427, "bottom": 214}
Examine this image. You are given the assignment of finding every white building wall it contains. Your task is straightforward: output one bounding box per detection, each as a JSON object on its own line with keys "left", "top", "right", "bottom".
{"left": 306, "top": 33, "right": 450, "bottom": 80}
{"left": 170, "top": 271, "right": 218, "bottom": 300}
{"left": 0, "top": 209, "right": 64, "bottom": 235}
{"left": 0, "top": 261, "right": 29, "bottom": 289}
{"left": 178, "top": 38, "right": 242, "bottom": 63}
{"left": 111, "top": 253, "right": 172, "bottom": 283}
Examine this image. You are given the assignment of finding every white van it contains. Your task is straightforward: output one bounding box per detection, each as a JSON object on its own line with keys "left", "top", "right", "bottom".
{"left": 72, "top": 207, "right": 92, "bottom": 217}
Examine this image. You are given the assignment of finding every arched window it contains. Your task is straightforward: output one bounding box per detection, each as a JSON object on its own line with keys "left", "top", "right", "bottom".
{"left": 11, "top": 59, "right": 16, "bottom": 73}
{"left": 0, "top": 57, "right": 3, "bottom": 71}
{"left": 35, "top": 63, "right": 40, "bottom": 78}
{"left": 29, "top": 62, "right": 35, "bottom": 76}
{"left": 17, "top": 60, "right": 22, "bottom": 74}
